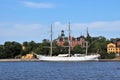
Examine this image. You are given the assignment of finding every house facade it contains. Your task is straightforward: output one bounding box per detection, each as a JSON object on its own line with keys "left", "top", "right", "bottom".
{"left": 107, "top": 41, "right": 120, "bottom": 55}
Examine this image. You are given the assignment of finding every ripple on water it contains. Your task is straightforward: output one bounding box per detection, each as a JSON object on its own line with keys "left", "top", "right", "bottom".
{"left": 0, "top": 62, "right": 120, "bottom": 80}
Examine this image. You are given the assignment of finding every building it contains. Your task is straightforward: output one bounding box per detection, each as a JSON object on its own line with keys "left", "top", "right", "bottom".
{"left": 116, "top": 41, "right": 120, "bottom": 47}
{"left": 107, "top": 43, "right": 116, "bottom": 53}
{"left": 107, "top": 41, "right": 120, "bottom": 55}
{"left": 57, "top": 30, "right": 85, "bottom": 48}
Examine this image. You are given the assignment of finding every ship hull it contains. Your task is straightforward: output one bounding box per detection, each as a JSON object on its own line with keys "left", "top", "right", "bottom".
{"left": 39, "top": 54, "right": 100, "bottom": 61}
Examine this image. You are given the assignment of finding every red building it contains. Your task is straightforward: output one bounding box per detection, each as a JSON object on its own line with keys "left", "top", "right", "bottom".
{"left": 57, "top": 30, "right": 85, "bottom": 48}
{"left": 116, "top": 40, "right": 120, "bottom": 47}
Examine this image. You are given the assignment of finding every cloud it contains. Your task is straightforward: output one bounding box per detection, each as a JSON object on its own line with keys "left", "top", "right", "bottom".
{"left": 0, "top": 23, "right": 48, "bottom": 43}
{"left": 0, "top": 21, "right": 120, "bottom": 44}
{"left": 22, "top": 1, "right": 55, "bottom": 8}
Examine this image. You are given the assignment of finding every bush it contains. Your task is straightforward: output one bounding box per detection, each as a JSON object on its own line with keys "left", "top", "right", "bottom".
{"left": 99, "top": 51, "right": 116, "bottom": 59}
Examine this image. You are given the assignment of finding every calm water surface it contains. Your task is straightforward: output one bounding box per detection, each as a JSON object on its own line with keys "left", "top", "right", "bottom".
{"left": 0, "top": 61, "right": 120, "bottom": 80}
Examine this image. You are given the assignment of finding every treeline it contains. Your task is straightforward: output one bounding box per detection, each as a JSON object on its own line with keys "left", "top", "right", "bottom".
{"left": 0, "top": 36, "right": 119, "bottom": 59}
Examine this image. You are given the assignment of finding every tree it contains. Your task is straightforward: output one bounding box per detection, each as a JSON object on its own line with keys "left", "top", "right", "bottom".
{"left": 72, "top": 45, "right": 85, "bottom": 54}
{"left": 52, "top": 45, "right": 62, "bottom": 55}
{"left": 99, "top": 51, "right": 115, "bottom": 59}
{"left": 0, "top": 45, "right": 5, "bottom": 59}
{"left": 35, "top": 43, "right": 45, "bottom": 55}
{"left": 52, "top": 41, "right": 62, "bottom": 56}
{"left": 28, "top": 41, "right": 37, "bottom": 52}
{"left": 88, "top": 36, "right": 107, "bottom": 54}
{"left": 4, "top": 41, "right": 22, "bottom": 58}
{"left": 22, "top": 41, "right": 37, "bottom": 55}
{"left": 35, "top": 41, "right": 50, "bottom": 55}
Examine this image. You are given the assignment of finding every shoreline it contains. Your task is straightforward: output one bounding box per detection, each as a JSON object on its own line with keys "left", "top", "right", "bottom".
{"left": 99, "top": 59, "right": 120, "bottom": 62}
{"left": 0, "top": 59, "right": 40, "bottom": 62}
{"left": 0, "top": 59, "right": 120, "bottom": 62}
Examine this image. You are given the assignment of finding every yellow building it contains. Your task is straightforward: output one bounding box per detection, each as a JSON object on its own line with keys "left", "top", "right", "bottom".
{"left": 107, "top": 43, "right": 120, "bottom": 54}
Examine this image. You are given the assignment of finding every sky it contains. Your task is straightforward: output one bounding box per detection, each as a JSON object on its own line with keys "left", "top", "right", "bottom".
{"left": 0, "top": 0, "right": 120, "bottom": 44}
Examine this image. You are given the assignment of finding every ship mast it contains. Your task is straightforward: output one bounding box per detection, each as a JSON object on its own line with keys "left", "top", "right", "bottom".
{"left": 50, "top": 24, "right": 53, "bottom": 56}
{"left": 68, "top": 22, "right": 71, "bottom": 57}
{"left": 85, "top": 27, "right": 89, "bottom": 55}
{"left": 85, "top": 41, "right": 88, "bottom": 55}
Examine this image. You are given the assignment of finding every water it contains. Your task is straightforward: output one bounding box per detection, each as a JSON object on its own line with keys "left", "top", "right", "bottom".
{"left": 0, "top": 62, "right": 120, "bottom": 80}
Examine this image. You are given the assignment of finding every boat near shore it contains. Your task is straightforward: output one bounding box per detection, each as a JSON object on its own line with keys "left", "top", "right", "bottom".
{"left": 39, "top": 54, "right": 100, "bottom": 61}
{"left": 39, "top": 23, "right": 100, "bottom": 61}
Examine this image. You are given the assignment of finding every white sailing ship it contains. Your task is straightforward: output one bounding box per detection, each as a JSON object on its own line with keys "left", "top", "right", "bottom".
{"left": 39, "top": 23, "right": 100, "bottom": 61}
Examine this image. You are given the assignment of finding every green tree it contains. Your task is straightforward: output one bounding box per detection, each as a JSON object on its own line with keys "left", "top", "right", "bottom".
{"left": 35, "top": 41, "right": 50, "bottom": 55}
{"left": 88, "top": 36, "right": 107, "bottom": 54}
{"left": 22, "top": 41, "right": 37, "bottom": 55}
{"left": 99, "top": 51, "right": 115, "bottom": 59}
{"left": 21, "top": 41, "right": 29, "bottom": 55}
{"left": 4, "top": 41, "right": 22, "bottom": 58}
{"left": 0, "top": 45, "right": 5, "bottom": 59}
{"left": 52, "top": 41, "right": 62, "bottom": 56}
{"left": 72, "top": 45, "right": 85, "bottom": 54}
